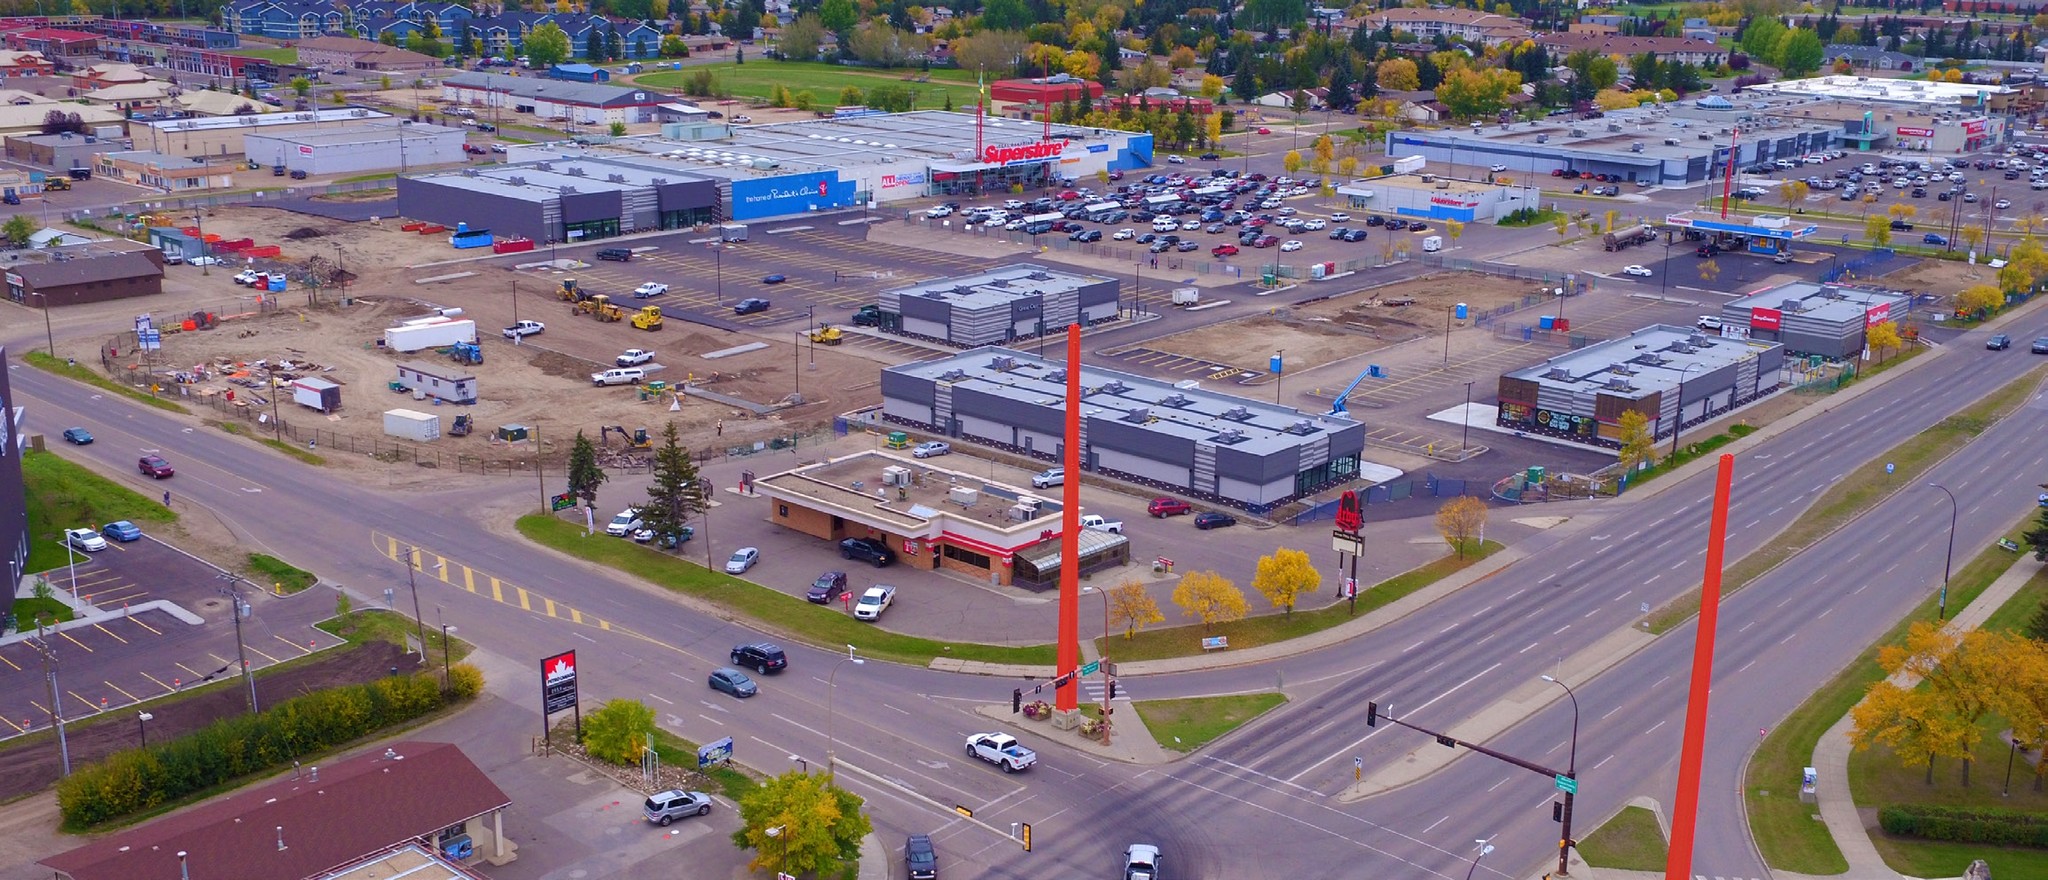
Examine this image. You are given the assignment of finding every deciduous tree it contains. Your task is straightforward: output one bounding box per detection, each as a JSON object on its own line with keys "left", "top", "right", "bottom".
{"left": 1615, "top": 409, "right": 1656, "bottom": 472}
{"left": 732, "top": 772, "right": 871, "bottom": 876}
{"left": 1778, "top": 180, "right": 1809, "bottom": 213}
{"left": 523, "top": 23, "right": 572, "bottom": 69}
{"left": 1865, "top": 321, "right": 1903, "bottom": 362}
{"left": 1108, "top": 580, "right": 1164, "bottom": 638}
{"left": 1435, "top": 496, "right": 1488, "bottom": 559}
{"left": 2, "top": 214, "right": 37, "bottom": 247}
{"left": 1251, "top": 548, "right": 1320, "bottom": 615}
{"left": 778, "top": 14, "right": 824, "bottom": 61}
{"left": 1172, "top": 571, "right": 1248, "bottom": 630}
{"left": 1282, "top": 149, "right": 1303, "bottom": 174}
{"left": 581, "top": 699, "right": 655, "bottom": 765}
{"left": 1375, "top": 58, "right": 1419, "bottom": 92}
{"left": 1955, "top": 284, "right": 2002, "bottom": 315}
{"left": 1864, "top": 214, "right": 1891, "bottom": 248}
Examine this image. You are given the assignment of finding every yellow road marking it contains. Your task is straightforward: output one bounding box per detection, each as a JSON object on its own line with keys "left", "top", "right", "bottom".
{"left": 463, "top": 567, "right": 477, "bottom": 594}
{"left": 58, "top": 631, "right": 93, "bottom": 653}
{"left": 91, "top": 623, "right": 129, "bottom": 645}
{"left": 176, "top": 661, "right": 206, "bottom": 680}
{"left": 206, "top": 652, "right": 229, "bottom": 666}
{"left": 274, "top": 634, "right": 313, "bottom": 655}
{"left": 67, "top": 690, "right": 99, "bottom": 713}
{"left": 543, "top": 597, "right": 557, "bottom": 618}
{"left": 570, "top": 608, "right": 584, "bottom": 624}
{"left": 490, "top": 577, "right": 504, "bottom": 603}
{"left": 600, "top": 619, "right": 611, "bottom": 630}
{"left": 517, "top": 587, "right": 531, "bottom": 611}
{"left": 0, "top": 653, "right": 19, "bottom": 671}
{"left": 0, "top": 716, "right": 24, "bottom": 733}
{"left": 244, "top": 643, "right": 280, "bottom": 664}
{"left": 126, "top": 615, "right": 162, "bottom": 636}
{"left": 102, "top": 680, "right": 138, "bottom": 702}
{"left": 435, "top": 555, "right": 453, "bottom": 582}
{"left": 28, "top": 699, "right": 47, "bottom": 716}
{"left": 140, "top": 671, "right": 177, "bottom": 693}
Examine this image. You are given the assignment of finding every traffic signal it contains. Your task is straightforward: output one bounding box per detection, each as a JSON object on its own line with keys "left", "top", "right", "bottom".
{"left": 1012, "top": 688, "right": 1022, "bottom": 713}
{"left": 1108, "top": 679, "right": 1118, "bottom": 699}
{"left": 1366, "top": 701, "right": 1378, "bottom": 727}
{"left": 1020, "top": 822, "right": 1032, "bottom": 852}
{"left": 1552, "top": 802, "right": 1563, "bottom": 822}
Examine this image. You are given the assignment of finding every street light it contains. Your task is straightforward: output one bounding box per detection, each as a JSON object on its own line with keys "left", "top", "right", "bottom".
{"left": 32, "top": 291, "right": 53, "bottom": 356}
{"left": 436, "top": 606, "right": 457, "bottom": 691}
{"left": 1669, "top": 362, "right": 1704, "bottom": 459}
{"left": 214, "top": 573, "right": 259, "bottom": 713}
{"left": 1541, "top": 675, "right": 1580, "bottom": 877}
{"left": 398, "top": 546, "right": 436, "bottom": 662}
{"left": 1462, "top": 836, "right": 1497, "bottom": 880}
{"left": 1927, "top": 483, "right": 1958, "bottom": 621}
{"left": 710, "top": 243, "right": 723, "bottom": 304}
{"left": 1461, "top": 381, "right": 1474, "bottom": 456}
{"left": 763, "top": 824, "right": 789, "bottom": 871}
{"left": 137, "top": 711, "right": 152, "bottom": 748}
{"left": 825, "top": 644, "right": 863, "bottom": 778}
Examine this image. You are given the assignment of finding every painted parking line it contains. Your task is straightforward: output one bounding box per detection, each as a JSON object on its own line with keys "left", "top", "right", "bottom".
{"left": 58, "top": 631, "right": 94, "bottom": 653}
{"left": 0, "top": 653, "right": 19, "bottom": 672}
{"left": 66, "top": 690, "right": 100, "bottom": 714}
{"left": 102, "top": 680, "right": 139, "bottom": 703}
{"left": 90, "top": 622, "right": 130, "bottom": 645}
{"left": 139, "top": 670, "right": 178, "bottom": 694}
{"left": 123, "top": 613, "right": 162, "bottom": 636}
{"left": 272, "top": 633, "right": 315, "bottom": 655}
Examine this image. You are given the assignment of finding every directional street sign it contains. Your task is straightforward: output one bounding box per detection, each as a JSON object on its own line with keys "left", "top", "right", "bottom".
{"left": 1079, "top": 660, "right": 1101, "bottom": 676}
{"left": 1555, "top": 774, "right": 1578, "bottom": 795}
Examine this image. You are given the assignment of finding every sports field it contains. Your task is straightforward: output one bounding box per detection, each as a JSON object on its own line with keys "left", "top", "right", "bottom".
{"left": 635, "top": 61, "right": 989, "bottom": 109}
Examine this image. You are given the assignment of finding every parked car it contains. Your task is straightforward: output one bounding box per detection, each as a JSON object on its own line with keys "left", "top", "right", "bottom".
{"left": 605, "top": 509, "right": 643, "bottom": 536}
{"left": 1124, "top": 843, "right": 1162, "bottom": 880}
{"left": 1988, "top": 334, "right": 2012, "bottom": 350}
{"left": 725, "top": 547, "right": 760, "bottom": 573}
{"left": 1193, "top": 511, "right": 1238, "bottom": 530}
{"left": 1147, "top": 498, "right": 1192, "bottom": 517}
{"left": 595, "top": 248, "right": 633, "bottom": 261}
{"left": 1031, "top": 467, "right": 1064, "bottom": 489}
{"left": 806, "top": 571, "right": 850, "bottom": 604}
{"left": 61, "top": 427, "right": 93, "bottom": 445}
{"left": 503, "top": 320, "right": 545, "bottom": 339}
{"left": 912, "top": 440, "right": 951, "bottom": 458}
{"left": 840, "top": 537, "right": 896, "bottom": 567}
{"left": 633, "top": 282, "right": 669, "bottom": 298}
{"left": 1622, "top": 265, "right": 1652, "bottom": 277}
{"left": 853, "top": 584, "right": 897, "bottom": 621}
{"left": 761, "top": 274, "right": 788, "bottom": 284}
{"left": 65, "top": 528, "right": 107, "bottom": 552}
{"left": 643, "top": 789, "right": 713, "bottom": 826}
{"left": 708, "top": 667, "right": 758, "bottom": 698}
{"left": 730, "top": 642, "right": 788, "bottom": 674}
{"left": 100, "top": 521, "right": 142, "bottom": 542}
{"left": 138, "top": 455, "right": 174, "bottom": 478}
{"left": 733, "top": 298, "right": 771, "bottom": 315}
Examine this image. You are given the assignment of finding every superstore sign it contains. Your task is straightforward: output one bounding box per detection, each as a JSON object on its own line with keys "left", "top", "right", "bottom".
{"left": 983, "top": 139, "right": 1069, "bottom": 166}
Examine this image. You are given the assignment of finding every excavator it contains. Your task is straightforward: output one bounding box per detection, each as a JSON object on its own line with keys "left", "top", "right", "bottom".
{"left": 601, "top": 426, "right": 652, "bottom": 448}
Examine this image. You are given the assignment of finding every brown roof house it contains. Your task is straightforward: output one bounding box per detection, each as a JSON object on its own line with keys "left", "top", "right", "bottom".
{"left": 40, "top": 741, "right": 515, "bottom": 880}
{"left": 296, "top": 36, "right": 442, "bottom": 72}
{"left": 6, "top": 249, "right": 163, "bottom": 307}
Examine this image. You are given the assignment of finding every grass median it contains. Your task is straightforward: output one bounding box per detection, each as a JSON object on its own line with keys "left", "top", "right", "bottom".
{"left": 23, "top": 449, "right": 176, "bottom": 573}
{"left": 1746, "top": 513, "right": 2036, "bottom": 874}
{"left": 1133, "top": 693, "right": 1287, "bottom": 752}
{"left": 1095, "top": 542, "right": 1502, "bottom": 662}
{"left": 1650, "top": 366, "right": 2043, "bottom": 634}
{"left": 26, "top": 351, "right": 188, "bottom": 414}
{"left": 1580, "top": 805, "right": 1668, "bottom": 872}
{"left": 516, "top": 513, "right": 1055, "bottom": 667}
{"left": 246, "top": 553, "right": 317, "bottom": 594}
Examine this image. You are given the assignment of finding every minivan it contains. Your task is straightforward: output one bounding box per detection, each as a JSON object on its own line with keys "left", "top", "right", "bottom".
{"left": 591, "top": 367, "right": 646, "bottom": 386}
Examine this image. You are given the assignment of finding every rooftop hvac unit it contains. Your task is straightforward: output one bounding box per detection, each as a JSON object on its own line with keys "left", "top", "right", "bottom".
{"left": 1285, "top": 419, "right": 1318, "bottom": 435}
{"left": 536, "top": 162, "right": 552, "bottom": 171}
{"left": 1046, "top": 369, "right": 1067, "bottom": 383}
{"left": 508, "top": 176, "right": 527, "bottom": 185}
{"left": 1605, "top": 378, "right": 1636, "bottom": 392}
{"left": 1780, "top": 299, "right": 1803, "bottom": 311}
{"left": 1543, "top": 367, "right": 1571, "bottom": 380}
{"left": 1157, "top": 393, "right": 1190, "bottom": 407}
{"left": 1122, "top": 407, "right": 1150, "bottom": 423}
{"left": 606, "top": 173, "right": 626, "bottom": 182}
{"left": 938, "top": 369, "right": 968, "bottom": 382}
{"left": 564, "top": 167, "right": 586, "bottom": 176}
{"left": 881, "top": 465, "right": 912, "bottom": 486}
{"left": 1006, "top": 503, "right": 1038, "bottom": 522}
{"left": 988, "top": 355, "right": 1016, "bottom": 371}
{"left": 1210, "top": 428, "right": 1247, "bottom": 444}
{"left": 559, "top": 185, "right": 576, "bottom": 193}
{"left": 1608, "top": 363, "right": 1637, "bottom": 376}
{"left": 1221, "top": 406, "right": 1252, "bottom": 421}
{"left": 1536, "top": 134, "right": 1549, "bottom": 143}
{"left": 1099, "top": 380, "right": 1129, "bottom": 394}
{"left": 947, "top": 486, "right": 980, "bottom": 506}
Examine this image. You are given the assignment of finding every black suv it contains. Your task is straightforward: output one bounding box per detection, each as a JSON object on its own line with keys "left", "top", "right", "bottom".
{"left": 807, "top": 570, "right": 849, "bottom": 603}
{"left": 596, "top": 248, "right": 632, "bottom": 261}
{"left": 906, "top": 833, "right": 938, "bottom": 880}
{"left": 839, "top": 537, "right": 896, "bottom": 567}
{"left": 730, "top": 642, "right": 788, "bottom": 674}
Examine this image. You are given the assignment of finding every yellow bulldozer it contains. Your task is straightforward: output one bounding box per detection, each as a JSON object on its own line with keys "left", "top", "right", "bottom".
{"left": 557, "top": 279, "right": 589, "bottom": 302}
{"left": 809, "top": 324, "right": 843, "bottom": 345}
{"left": 631, "top": 305, "right": 663, "bottom": 331}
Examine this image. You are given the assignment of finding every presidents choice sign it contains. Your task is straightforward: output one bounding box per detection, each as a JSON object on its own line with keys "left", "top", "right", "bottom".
{"left": 983, "top": 139, "right": 1069, "bottom": 166}
{"left": 730, "top": 170, "right": 856, "bottom": 221}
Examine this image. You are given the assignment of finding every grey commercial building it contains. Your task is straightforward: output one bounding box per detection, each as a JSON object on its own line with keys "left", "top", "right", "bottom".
{"left": 245, "top": 122, "right": 465, "bottom": 176}
{"left": 1716, "top": 281, "right": 1915, "bottom": 360}
{"left": 1498, "top": 324, "right": 1784, "bottom": 447}
{"left": 394, "top": 157, "right": 723, "bottom": 244}
{"left": 0, "top": 345, "right": 26, "bottom": 623}
{"left": 1385, "top": 97, "right": 1839, "bottom": 185}
{"left": 3, "top": 131, "right": 128, "bottom": 173}
{"left": 882, "top": 347, "right": 1365, "bottom": 511}
{"left": 878, "top": 264, "right": 1120, "bottom": 347}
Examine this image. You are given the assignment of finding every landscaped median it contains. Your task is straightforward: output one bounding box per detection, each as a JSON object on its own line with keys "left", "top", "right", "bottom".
{"left": 1132, "top": 693, "right": 1288, "bottom": 752}
{"left": 515, "top": 513, "right": 1055, "bottom": 668}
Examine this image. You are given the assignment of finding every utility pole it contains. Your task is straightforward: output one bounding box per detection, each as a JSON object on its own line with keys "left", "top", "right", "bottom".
{"left": 218, "top": 576, "right": 258, "bottom": 713}
{"left": 30, "top": 620, "right": 69, "bottom": 776}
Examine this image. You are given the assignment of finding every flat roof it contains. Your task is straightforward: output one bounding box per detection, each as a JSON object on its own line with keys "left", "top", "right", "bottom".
{"left": 1665, "top": 211, "right": 1820, "bottom": 239}
{"left": 1504, "top": 324, "right": 1782, "bottom": 402}
{"left": 104, "top": 149, "right": 215, "bottom": 168}
{"left": 1726, "top": 280, "right": 1913, "bottom": 324}
{"left": 884, "top": 263, "right": 1112, "bottom": 311}
{"left": 409, "top": 155, "right": 720, "bottom": 202}
{"left": 143, "top": 107, "right": 393, "bottom": 133}
{"left": 591, "top": 109, "right": 1139, "bottom": 175}
{"left": 1365, "top": 171, "right": 1506, "bottom": 197}
{"left": 248, "top": 121, "right": 462, "bottom": 146}
{"left": 889, "top": 346, "right": 1361, "bottom": 457}
{"left": 1745, "top": 74, "right": 2013, "bottom": 106}
{"left": 758, "top": 450, "right": 1065, "bottom": 535}
{"left": 444, "top": 71, "right": 658, "bottom": 107}
{"left": 1402, "top": 106, "right": 1837, "bottom": 162}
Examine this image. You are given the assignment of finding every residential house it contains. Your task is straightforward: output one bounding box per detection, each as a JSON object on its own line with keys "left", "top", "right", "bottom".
{"left": 1823, "top": 44, "right": 1917, "bottom": 71}
{"left": 71, "top": 62, "right": 153, "bottom": 91}
{"left": 0, "top": 102, "right": 124, "bottom": 138}
{"left": 0, "top": 51, "right": 52, "bottom": 77}
{"left": 218, "top": 0, "right": 347, "bottom": 40}
{"left": 1535, "top": 32, "right": 1728, "bottom": 67}
{"left": 83, "top": 82, "right": 176, "bottom": 113}
{"left": 1362, "top": 8, "right": 1532, "bottom": 46}
{"left": 295, "top": 35, "right": 441, "bottom": 71}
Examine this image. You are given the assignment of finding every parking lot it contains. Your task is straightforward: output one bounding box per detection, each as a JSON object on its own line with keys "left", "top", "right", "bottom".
{"left": 2, "top": 537, "right": 343, "bottom": 739}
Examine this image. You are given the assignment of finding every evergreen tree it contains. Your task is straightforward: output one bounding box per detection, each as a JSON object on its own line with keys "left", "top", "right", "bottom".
{"left": 1326, "top": 61, "right": 1354, "bottom": 112}
{"left": 586, "top": 28, "right": 605, "bottom": 60}
{"left": 566, "top": 431, "right": 608, "bottom": 509}
{"left": 1231, "top": 58, "right": 1258, "bottom": 103}
{"left": 607, "top": 25, "right": 623, "bottom": 60}
{"left": 641, "top": 422, "right": 704, "bottom": 549}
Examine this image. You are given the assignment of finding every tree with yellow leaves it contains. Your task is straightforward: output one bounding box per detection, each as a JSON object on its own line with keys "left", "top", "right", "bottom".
{"left": 1698, "top": 258, "right": 1720, "bottom": 286}
{"left": 1594, "top": 88, "right": 1642, "bottom": 111}
{"left": 1615, "top": 409, "right": 1656, "bottom": 472}
{"left": 1552, "top": 213, "right": 1570, "bottom": 242}
{"left": 1199, "top": 73, "right": 1225, "bottom": 99}
{"left": 1864, "top": 214, "right": 1891, "bottom": 248}
{"left": 1204, "top": 113, "right": 1223, "bottom": 147}
{"left": 1778, "top": 180, "right": 1810, "bottom": 214}
{"left": 1171, "top": 571, "right": 1248, "bottom": 630}
{"left": 1338, "top": 156, "right": 1358, "bottom": 178}
{"left": 1865, "top": 320, "right": 1903, "bottom": 362}
{"left": 1283, "top": 149, "right": 1303, "bottom": 174}
{"left": 1106, "top": 579, "right": 1164, "bottom": 639}
{"left": 1445, "top": 219, "right": 1464, "bottom": 249}
{"left": 1169, "top": 46, "right": 1197, "bottom": 70}
{"left": 1888, "top": 203, "right": 1918, "bottom": 224}
{"left": 1852, "top": 622, "right": 2022, "bottom": 786}
{"left": 1960, "top": 225, "right": 1984, "bottom": 256}
{"left": 1956, "top": 283, "right": 2003, "bottom": 315}
{"left": 1251, "top": 548, "right": 1320, "bottom": 616}
{"left": 1376, "top": 58, "right": 1420, "bottom": 91}
{"left": 1435, "top": 496, "right": 1488, "bottom": 559}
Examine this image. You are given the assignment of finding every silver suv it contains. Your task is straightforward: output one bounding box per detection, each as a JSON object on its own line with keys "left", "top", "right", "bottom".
{"left": 1031, "top": 467, "right": 1064, "bottom": 489}
{"left": 643, "top": 789, "right": 712, "bottom": 826}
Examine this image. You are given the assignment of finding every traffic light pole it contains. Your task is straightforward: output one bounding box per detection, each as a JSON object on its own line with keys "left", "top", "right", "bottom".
{"left": 1367, "top": 701, "right": 1576, "bottom": 871}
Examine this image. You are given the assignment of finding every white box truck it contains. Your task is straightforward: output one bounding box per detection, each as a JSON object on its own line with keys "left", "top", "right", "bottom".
{"left": 1421, "top": 235, "right": 1444, "bottom": 253}
{"left": 383, "top": 408, "right": 441, "bottom": 442}
{"left": 383, "top": 319, "right": 477, "bottom": 353}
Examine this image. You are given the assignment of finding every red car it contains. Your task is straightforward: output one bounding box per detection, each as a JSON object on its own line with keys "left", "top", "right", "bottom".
{"left": 138, "top": 455, "right": 174, "bottom": 478}
{"left": 1252, "top": 235, "right": 1279, "bottom": 248}
{"left": 1256, "top": 127, "right": 1271, "bottom": 135}
{"left": 1148, "top": 498, "right": 1192, "bottom": 517}
{"left": 1211, "top": 244, "right": 1239, "bottom": 256}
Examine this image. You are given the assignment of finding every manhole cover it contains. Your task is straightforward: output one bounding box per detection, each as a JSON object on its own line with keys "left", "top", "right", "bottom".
{"left": 195, "top": 596, "right": 229, "bottom": 613}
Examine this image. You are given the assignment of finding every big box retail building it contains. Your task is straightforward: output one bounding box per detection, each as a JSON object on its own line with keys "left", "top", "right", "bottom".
{"left": 244, "top": 122, "right": 465, "bottom": 175}
{"left": 1498, "top": 324, "right": 1785, "bottom": 446}
{"left": 876, "top": 264, "right": 1120, "bottom": 346}
{"left": 1713, "top": 281, "right": 1917, "bottom": 360}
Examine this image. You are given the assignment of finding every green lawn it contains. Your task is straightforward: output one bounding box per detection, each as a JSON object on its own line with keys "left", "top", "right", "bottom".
{"left": 1871, "top": 836, "right": 2048, "bottom": 879}
{"left": 1096, "top": 542, "right": 1502, "bottom": 662}
{"left": 22, "top": 450, "right": 176, "bottom": 575}
{"left": 1132, "top": 693, "right": 1286, "bottom": 752}
{"left": 517, "top": 514, "right": 1054, "bottom": 667}
{"left": 12, "top": 596, "right": 75, "bottom": 627}
{"left": 1747, "top": 511, "right": 2039, "bottom": 874}
{"left": 27, "top": 352, "right": 188, "bottom": 414}
{"left": 246, "top": 553, "right": 317, "bottom": 595}
{"left": 635, "top": 61, "right": 986, "bottom": 110}
{"left": 229, "top": 47, "right": 298, "bottom": 64}
{"left": 1579, "top": 805, "right": 1668, "bottom": 872}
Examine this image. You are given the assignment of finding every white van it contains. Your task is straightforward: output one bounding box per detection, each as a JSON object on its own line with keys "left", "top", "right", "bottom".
{"left": 591, "top": 367, "right": 647, "bottom": 386}
{"left": 1421, "top": 235, "right": 1443, "bottom": 253}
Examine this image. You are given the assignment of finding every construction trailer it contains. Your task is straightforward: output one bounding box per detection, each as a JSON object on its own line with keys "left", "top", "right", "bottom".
{"left": 291, "top": 377, "right": 342, "bottom": 412}
{"left": 383, "top": 408, "right": 441, "bottom": 442}
{"left": 383, "top": 318, "right": 478, "bottom": 353}
{"left": 395, "top": 361, "right": 479, "bottom": 405}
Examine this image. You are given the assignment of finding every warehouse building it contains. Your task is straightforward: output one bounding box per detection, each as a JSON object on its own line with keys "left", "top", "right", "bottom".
{"left": 882, "top": 348, "right": 1366, "bottom": 511}
{"left": 1714, "top": 281, "right": 1915, "bottom": 360}
{"left": 139, "top": 107, "right": 396, "bottom": 159}
{"left": 1336, "top": 172, "right": 1538, "bottom": 222}
{"left": 395, "top": 157, "right": 723, "bottom": 244}
{"left": 6, "top": 248, "right": 165, "bottom": 308}
{"left": 876, "top": 264, "right": 1120, "bottom": 346}
{"left": 95, "top": 150, "right": 238, "bottom": 192}
{"left": 1385, "top": 100, "right": 1838, "bottom": 185}
{"left": 1497, "top": 324, "right": 1784, "bottom": 447}
{"left": 3, "top": 132, "right": 128, "bottom": 173}
{"left": 1742, "top": 76, "right": 2012, "bottom": 153}
{"left": 515, "top": 110, "right": 1155, "bottom": 220}
{"left": 245, "top": 122, "right": 465, "bottom": 175}
{"left": 757, "top": 450, "right": 1130, "bottom": 590}
{"left": 440, "top": 72, "right": 669, "bottom": 126}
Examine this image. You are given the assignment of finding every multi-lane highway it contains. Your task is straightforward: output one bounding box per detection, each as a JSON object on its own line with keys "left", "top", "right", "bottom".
{"left": 9, "top": 271, "right": 2045, "bottom": 880}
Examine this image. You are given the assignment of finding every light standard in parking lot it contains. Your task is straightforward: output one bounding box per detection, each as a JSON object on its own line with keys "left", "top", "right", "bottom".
{"left": 137, "top": 711, "right": 152, "bottom": 748}
{"left": 709, "top": 242, "right": 724, "bottom": 305}
{"left": 1669, "top": 362, "right": 1703, "bottom": 460}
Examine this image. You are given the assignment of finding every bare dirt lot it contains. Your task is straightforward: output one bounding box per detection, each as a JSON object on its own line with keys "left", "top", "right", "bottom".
{"left": 1140, "top": 272, "right": 1543, "bottom": 372}
{"left": 116, "top": 207, "right": 888, "bottom": 466}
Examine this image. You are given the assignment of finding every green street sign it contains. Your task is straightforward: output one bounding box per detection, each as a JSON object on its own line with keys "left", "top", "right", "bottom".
{"left": 1555, "top": 775, "right": 1577, "bottom": 795}
{"left": 1079, "top": 660, "right": 1101, "bottom": 676}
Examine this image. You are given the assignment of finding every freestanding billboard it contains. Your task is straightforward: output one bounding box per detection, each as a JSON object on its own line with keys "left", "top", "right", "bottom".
{"left": 730, "top": 171, "right": 857, "bottom": 220}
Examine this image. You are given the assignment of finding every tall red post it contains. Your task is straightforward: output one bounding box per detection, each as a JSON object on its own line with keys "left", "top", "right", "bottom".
{"left": 1664, "top": 454, "right": 1735, "bottom": 879}
{"left": 1719, "top": 126, "right": 1740, "bottom": 220}
{"left": 1056, "top": 325, "right": 1083, "bottom": 712}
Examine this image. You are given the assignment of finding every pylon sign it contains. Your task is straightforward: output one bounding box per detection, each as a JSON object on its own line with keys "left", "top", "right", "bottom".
{"left": 1335, "top": 490, "right": 1363, "bottom": 533}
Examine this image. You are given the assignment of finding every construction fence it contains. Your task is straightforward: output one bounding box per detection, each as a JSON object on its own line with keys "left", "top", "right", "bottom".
{"left": 1285, "top": 473, "right": 1485, "bottom": 525}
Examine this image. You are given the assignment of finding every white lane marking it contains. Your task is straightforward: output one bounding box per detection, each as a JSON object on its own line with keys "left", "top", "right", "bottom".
{"left": 1284, "top": 663, "right": 1502, "bottom": 783}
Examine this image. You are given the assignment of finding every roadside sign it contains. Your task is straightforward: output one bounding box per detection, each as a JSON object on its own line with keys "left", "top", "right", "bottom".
{"left": 697, "top": 736, "right": 734, "bottom": 769}
{"left": 954, "top": 804, "right": 974, "bottom": 818}
{"left": 1079, "top": 660, "right": 1100, "bottom": 676}
{"left": 1332, "top": 531, "right": 1363, "bottom": 555}
{"left": 1555, "top": 774, "right": 1578, "bottom": 795}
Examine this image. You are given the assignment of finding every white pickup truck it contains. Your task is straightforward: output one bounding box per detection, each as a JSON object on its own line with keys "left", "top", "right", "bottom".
{"left": 853, "top": 584, "right": 896, "bottom": 621}
{"left": 1079, "top": 514, "right": 1123, "bottom": 534}
{"left": 965, "top": 732, "right": 1037, "bottom": 773}
{"left": 615, "top": 348, "right": 655, "bottom": 367}
{"left": 503, "top": 320, "right": 546, "bottom": 339}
